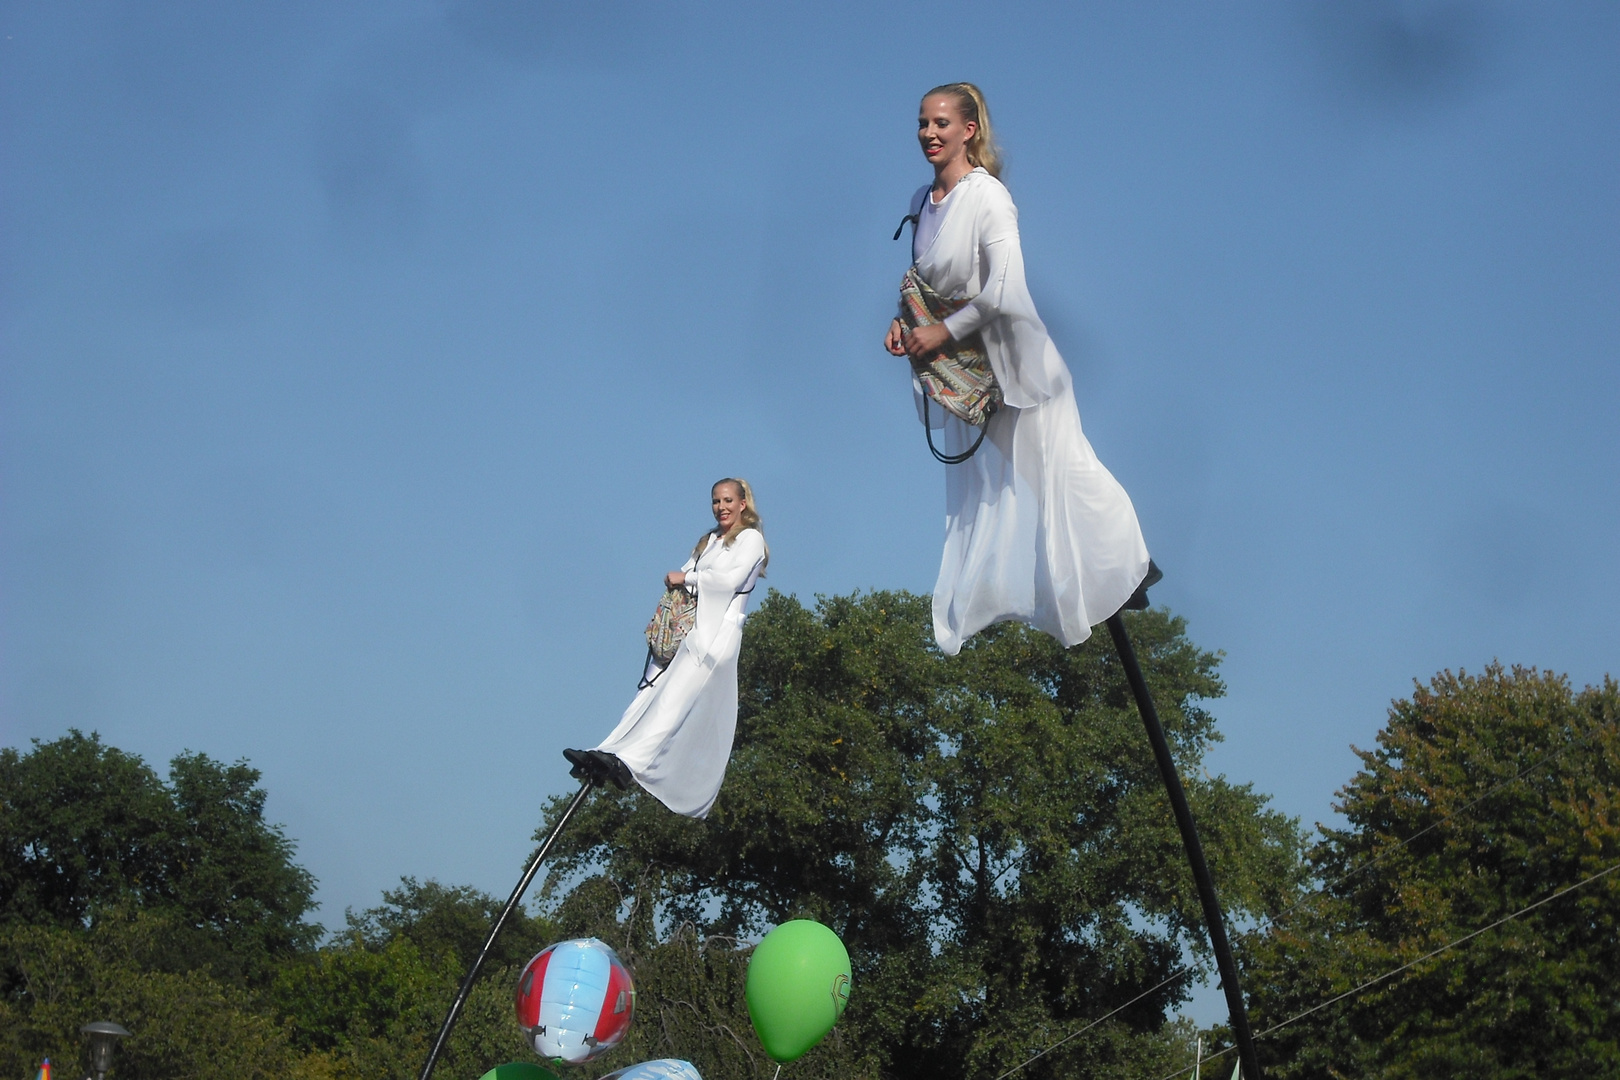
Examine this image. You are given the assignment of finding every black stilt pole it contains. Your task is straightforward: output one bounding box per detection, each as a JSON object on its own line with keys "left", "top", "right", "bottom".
{"left": 1105, "top": 613, "right": 1263, "bottom": 1080}
{"left": 418, "top": 777, "right": 597, "bottom": 1080}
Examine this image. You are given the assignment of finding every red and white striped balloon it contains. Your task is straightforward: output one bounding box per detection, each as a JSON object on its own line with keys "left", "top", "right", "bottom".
{"left": 514, "top": 938, "right": 635, "bottom": 1063}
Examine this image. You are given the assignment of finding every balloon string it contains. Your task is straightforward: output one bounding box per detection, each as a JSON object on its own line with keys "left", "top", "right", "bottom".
{"left": 773, "top": 1067, "right": 781, "bottom": 1080}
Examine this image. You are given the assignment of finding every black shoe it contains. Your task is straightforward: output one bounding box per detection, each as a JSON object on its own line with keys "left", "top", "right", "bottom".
{"left": 1121, "top": 560, "right": 1163, "bottom": 612}
{"left": 563, "top": 748, "right": 608, "bottom": 787}
{"left": 588, "top": 750, "right": 633, "bottom": 792}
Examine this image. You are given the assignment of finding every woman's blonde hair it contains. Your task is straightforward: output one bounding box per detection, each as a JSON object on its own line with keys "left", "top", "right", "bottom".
{"left": 691, "top": 477, "right": 769, "bottom": 570}
{"left": 923, "top": 82, "right": 1003, "bottom": 179}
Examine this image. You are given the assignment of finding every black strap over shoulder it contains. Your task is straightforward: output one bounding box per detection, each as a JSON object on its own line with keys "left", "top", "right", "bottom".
{"left": 893, "top": 208, "right": 921, "bottom": 242}
{"left": 893, "top": 187, "right": 930, "bottom": 241}
{"left": 894, "top": 184, "right": 990, "bottom": 466}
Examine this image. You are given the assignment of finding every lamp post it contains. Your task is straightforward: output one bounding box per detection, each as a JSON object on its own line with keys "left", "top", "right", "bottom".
{"left": 79, "top": 1021, "right": 130, "bottom": 1080}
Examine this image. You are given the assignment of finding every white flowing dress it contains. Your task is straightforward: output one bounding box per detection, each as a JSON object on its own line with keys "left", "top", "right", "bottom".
{"left": 908, "top": 168, "right": 1150, "bottom": 654}
{"left": 595, "top": 528, "right": 765, "bottom": 819}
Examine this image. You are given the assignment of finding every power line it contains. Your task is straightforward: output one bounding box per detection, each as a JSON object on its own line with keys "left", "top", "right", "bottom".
{"left": 988, "top": 724, "right": 1603, "bottom": 1080}
{"left": 1140, "top": 857, "right": 1620, "bottom": 1080}
{"left": 988, "top": 968, "right": 1193, "bottom": 1080}
{"left": 1253, "top": 857, "right": 1620, "bottom": 1039}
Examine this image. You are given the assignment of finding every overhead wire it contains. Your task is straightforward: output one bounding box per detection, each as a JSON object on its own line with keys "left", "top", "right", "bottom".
{"left": 1243, "top": 725, "right": 1592, "bottom": 939}
{"left": 989, "top": 720, "right": 1608, "bottom": 1080}
{"left": 988, "top": 968, "right": 1193, "bottom": 1080}
{"left": 1138, "top": 856, "right": 1620, "bottom": 1080}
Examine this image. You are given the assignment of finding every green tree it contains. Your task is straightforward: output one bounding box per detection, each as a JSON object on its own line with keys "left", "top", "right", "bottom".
{"left": 537, "top": 590, "right": 1303, "bottom": 1080}
{"left": 0, "top": 728, "right": 551, "bottom": 1080}
{"left": 0, "top": 731, "right": 322, "bottom": 1078}
{"left": 346, "top": 876, "right": 555, "bottom": 974}
{"left": 0, "top": 910, "right": 303, "bottom": 1079}
{"left": 1244, "top": 665, "right": 1620, "bottom": 1078}
{"left": 0, "top": 730, "right": 319, "bottom": 981}
{"left": 272, "top": 877, "right": 556, "bottom": 1080}
{"left": 272, "top": 932, "right": 448, "bottom": 1078}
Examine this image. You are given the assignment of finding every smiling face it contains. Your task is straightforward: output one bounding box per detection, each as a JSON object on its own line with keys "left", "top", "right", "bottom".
{"left": 918, "top": 93, "right": 976, "bottom": 172}
{"left": 712, "top": 481, "right": 746, "bottom": 533}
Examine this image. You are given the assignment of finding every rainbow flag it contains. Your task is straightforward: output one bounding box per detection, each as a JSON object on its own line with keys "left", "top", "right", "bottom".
{"left": 35, "top": 1059, "right": 52, "bottom": 1080}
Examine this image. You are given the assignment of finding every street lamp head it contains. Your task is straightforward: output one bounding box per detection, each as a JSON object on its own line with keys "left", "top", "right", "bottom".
{"left": 79, "top": 1021, "right": 131, "bottom": 1079}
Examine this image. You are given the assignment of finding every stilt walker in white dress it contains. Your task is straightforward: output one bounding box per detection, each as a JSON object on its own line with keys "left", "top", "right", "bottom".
{"left": 884, "top": 83, "right": 1157, "bottom": 655}
{"left": 565, "top": 479, "right": 767, "bottom": 819}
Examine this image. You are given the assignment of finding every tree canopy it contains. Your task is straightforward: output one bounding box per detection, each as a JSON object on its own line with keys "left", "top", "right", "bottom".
{"left": 0, "top": 730, "right": 319, "bottom": 979}
{"left": 269, "top": 877, "right": 555, "bottom": 1079}
{"left": 1243, "top": 664, "right": 1620, "bottom": 1078}
{"left": 538, "top": 589, "right": 1303, "bottom": 1080}
{"left": 17, "top": 596, "right": 1607, "bottom": 1079}
{"left": 0, "top": 731, "right": 323, "bottom": 1076}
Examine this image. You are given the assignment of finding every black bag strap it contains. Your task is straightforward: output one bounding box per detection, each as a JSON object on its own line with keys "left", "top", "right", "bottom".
{"left": 637, "top": 643, "right": 664, "bottom": 690}
{"left": 895, "top": 187, "right": 988, "bottom": 466}
{"left": 893, "top": 186, "right": 931, "bottom": 241}
{"left": 923, "top": 394, "right": 988, "bottom": 465}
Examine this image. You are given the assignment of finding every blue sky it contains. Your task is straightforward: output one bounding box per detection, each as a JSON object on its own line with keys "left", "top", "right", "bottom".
{"left": 3, "top": 0, "right": 1617, "bottom": 1023}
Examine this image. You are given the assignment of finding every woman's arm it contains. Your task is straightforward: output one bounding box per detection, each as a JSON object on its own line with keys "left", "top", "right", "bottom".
{"left": 688, "top": 530, "right": 765, "bottom": 596}
{"left": 903, "top": 322, "right": 953, "bottom": 357}
{"left": 939, "top": 188, "right": 1020, "bottom": 341}
{"left": 665, "top": 547, "right": 705, "bottom": 590}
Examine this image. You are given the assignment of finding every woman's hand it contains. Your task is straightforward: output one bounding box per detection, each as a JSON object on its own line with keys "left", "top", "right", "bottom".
{"left": 666, "top": 571, "right": 687, "bottom": 589}
{"left": 905, "top": 322, "right": 953, "bottom": 358}
{"left": 884, "top": 318, "right": 907, "bottom": 356}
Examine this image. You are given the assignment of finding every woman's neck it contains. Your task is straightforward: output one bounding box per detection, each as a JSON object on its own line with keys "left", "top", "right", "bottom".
{"left": 932, "top": 156, "right": 974, "bottom": 197}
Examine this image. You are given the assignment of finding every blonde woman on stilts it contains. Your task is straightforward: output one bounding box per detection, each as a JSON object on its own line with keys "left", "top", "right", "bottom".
{"left": 565, "top": 478, "right": 768, "bottom": 819}
{"left": 885, "top": 82, "right": 1159, "bottom": 654}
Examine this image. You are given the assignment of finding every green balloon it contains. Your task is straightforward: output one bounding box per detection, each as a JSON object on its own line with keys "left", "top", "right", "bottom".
{"left": 745, "top": 919, "right": 852, "bottom": 1063}
{"left": 476, "top": 1064, "right": 561, "bottom": 1080}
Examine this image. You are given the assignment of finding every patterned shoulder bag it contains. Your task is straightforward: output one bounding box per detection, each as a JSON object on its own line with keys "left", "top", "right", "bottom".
{"left": 639, "top": 532, "right": 764, "bottom": 688}
{"left": 894, "top": 195, "right": 1003, "bottom": 464}
{"left": 645, "top": 584, "right": 697, "bottom": 668}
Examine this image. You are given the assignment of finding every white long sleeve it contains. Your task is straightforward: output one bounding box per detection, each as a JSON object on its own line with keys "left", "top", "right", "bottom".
{"left": 909, "top": 170, "right": 1065, "bottom": 408}
{"left": 940, "top": 193, "right": 1018, "bottom": 341}
{"left": 690, "top": 530, "right": 764, "bottom": 598}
